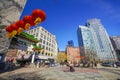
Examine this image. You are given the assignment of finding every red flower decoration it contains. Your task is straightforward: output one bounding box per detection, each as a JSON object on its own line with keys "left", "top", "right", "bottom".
{"left": 32, "top": 9, "right": 46, "bottom": 22}
{"left": 5, "top": 25, "right": 13, "bottom": 33}
{"left": 11, "top": 23, "right": 19, "bottom": 30}
{"left": 23, "top": 15, "right": 35, "bottom": 26}
{"left": 15, "top": 20, "right": 25, "bottom": 29}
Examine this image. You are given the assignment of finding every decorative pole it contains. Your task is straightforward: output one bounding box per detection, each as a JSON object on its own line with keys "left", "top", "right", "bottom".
{"left": 31, "top": 50, "right": 35, "bottom": 64}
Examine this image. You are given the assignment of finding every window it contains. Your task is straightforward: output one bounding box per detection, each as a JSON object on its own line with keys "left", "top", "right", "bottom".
{"left": 36, "top": 33, "right": 38, "bottom": 37}
{"left": 44, "top": 35, "right": 46, "bottom": 39}
{"left": 43, "top": 40, "right": 45, "bottom": 44}
{"left": 46, "top": 42, "right": 48, "bottom": 45}
{"left": 49, "top": 48, "right": 50, "bottom": 51}
{"left": 0, "top": 56, "right": 2, "bottom": 60}
{"left": 42, "top": 28, "right": 44, "bottom": 31}
{"left": 40, "top": 39, "right": 42, "bottom": 42}
{"left": 51, "top": 54, "right": 53, "bottom": 56}
{"left": 47, "top": 37, "right": 49, "bottom": 41}
{"left": 31, "top": 30, "right": 33, "bottom": 33}
{"left": 46, "top": 47, "right": 48, "bottom": 50}
{"left": 49, "top": 43, "right": 51, "bottom": 46}
{"left": 41, "top": 34, "right": 43, "bottom": 38}
{"left": 43, "top": 45, "right": 45, "bottom": 49}
{"left": 39, "top": 44, "right": 41, "bottom": 47}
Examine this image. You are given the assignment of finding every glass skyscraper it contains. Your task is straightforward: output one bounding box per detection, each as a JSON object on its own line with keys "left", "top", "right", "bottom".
{"left": 77, "top": 18, "right": 117, "bottom": 61}
{"left": 68, "top": 40, "right": 74, "bottom": 47}
{"left": 77, "top": 26, "right": 96, "bottom": 59}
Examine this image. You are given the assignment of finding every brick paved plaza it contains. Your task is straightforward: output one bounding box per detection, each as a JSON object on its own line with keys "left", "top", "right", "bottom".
{"left": 0, "top": 66, "right": 120, "bottom": 80}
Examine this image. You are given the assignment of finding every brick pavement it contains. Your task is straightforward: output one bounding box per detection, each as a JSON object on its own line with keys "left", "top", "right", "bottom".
{"left": 0, "top": 66, "right": 120, "bottom": 80}
{"left": 97, "top": 63, "right": 120, "bottom": 80}
{"left": 36, "top": 67, "right": 105, "bottom": 80}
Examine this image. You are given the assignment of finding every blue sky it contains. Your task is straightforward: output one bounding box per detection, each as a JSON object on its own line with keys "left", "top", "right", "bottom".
{"left": 20, "top": 0, "right": 120, "bottom": 51}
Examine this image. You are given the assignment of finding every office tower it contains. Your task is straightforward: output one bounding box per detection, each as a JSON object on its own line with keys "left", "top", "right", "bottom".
{"left": 77, "top": 18, "right": 117, "bottom": 61}
{"left": 68, "top": 40, "right": 74, "bottom": 47}
{"left": 110, "top": 36, "right": 120, "bottom": 50}
{"left": 110, "top": 36, "right": 120, "bottom": 61}
{"left": 26, "top": 26, "right": 58, "bottom": 62}
{"left": 77, "top": 26, "right": 96, "bottom": 59}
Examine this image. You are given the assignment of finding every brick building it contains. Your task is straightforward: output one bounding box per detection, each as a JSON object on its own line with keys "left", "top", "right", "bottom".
{"left": 66, "top": 46, "right": 80, "bottom": 65}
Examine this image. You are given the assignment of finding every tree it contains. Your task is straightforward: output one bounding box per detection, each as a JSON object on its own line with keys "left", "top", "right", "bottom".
{"left": 81, "top": 46, "right": 98, "bottom": 63}
{"left": 57, "top": 52, "right": 67, "bottom": 64}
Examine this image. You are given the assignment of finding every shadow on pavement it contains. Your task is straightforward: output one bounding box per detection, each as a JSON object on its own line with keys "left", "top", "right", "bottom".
{"left": 0, "top": 66, "right": 23, "bottom": 74}
{"left": 98, "top": 68, "right": 120, "bottom": 75}
{"left": 0, "top": 70, "right": 45, "bottom": 80}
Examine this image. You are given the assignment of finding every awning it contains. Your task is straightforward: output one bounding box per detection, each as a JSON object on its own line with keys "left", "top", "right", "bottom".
{"left": 32, "top": 44, "right": 42, "bottom": 50}
{"left": 19, "top": 32, "right": 39, "bottom": 43}
{"left": 76, "top": 56, "right": 84, "bottom": 59}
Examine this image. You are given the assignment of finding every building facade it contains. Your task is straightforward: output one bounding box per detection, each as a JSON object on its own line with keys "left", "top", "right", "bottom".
{"left": 0, "top": 29, "right": 10, "bottom": 62}
{"left": 77, "top": 26, "right": 97, "bottom": 61}
{"left": 110, "top": 36, "right": 120, "bottom": 50}
{"left": 110, "top": 36, "right": 120, "bottom": 61}
{"left": 77, "top": 18, "right": 117, "bottom": 62}
{"left": 26, "top": 26, "right": 58, "bottom": 62}
{"left": 66, "top": 46, "right": 80, "bottom": 64}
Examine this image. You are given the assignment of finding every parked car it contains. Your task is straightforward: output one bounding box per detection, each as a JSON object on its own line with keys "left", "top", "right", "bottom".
{"left": 101, "top": 62, "right": 113, "bottom": 67}
{"left": 115, "top": 62, "right": 120, "bottom": 67}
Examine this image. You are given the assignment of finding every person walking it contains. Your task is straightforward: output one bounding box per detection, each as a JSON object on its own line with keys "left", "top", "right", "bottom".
{"left": 69, "top": 62, "right": 75, "bottom": 72}
{"left": 94, "top": 62, "right": 97, "bottom": 69}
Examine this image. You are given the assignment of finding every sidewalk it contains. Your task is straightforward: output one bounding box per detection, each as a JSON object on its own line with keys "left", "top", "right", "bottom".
{"left": 0, "top": 66, "right": 120, "bottom": 80}
{"left": 0, "top": 67, "right": 105, "bottom": 80}
{"left": 97, "top": 64, "right": 120, "bottom": 80}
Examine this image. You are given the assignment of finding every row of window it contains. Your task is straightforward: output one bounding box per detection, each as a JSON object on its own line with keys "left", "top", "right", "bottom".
{"left": 39, "top": 44, "right": 54, "bottom": 52}
{"left": 29, "top": 32, "right": 56, "bottom": 45}
{"left": 40, "top": 38, "right": 54, "bottom": 48}
{"left": 28, "top": 27, "right": 53, "bottom": 38}
{"left": 37, "top": 52, "right": 53, "bottom": 56}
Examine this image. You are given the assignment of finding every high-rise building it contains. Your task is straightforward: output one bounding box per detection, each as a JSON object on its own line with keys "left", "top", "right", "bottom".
{"left": 110, "top": 36, "right": 120, "bottom": 61}
{"left": 110, "top": 36, "right": 120, "bottom": 50}
{"left": 77, "top": 18, "right": 117, "bottom": 61}
{"left": 68, "top": 40, "right": 74, "bottom": 47}
{"left": 26, "top": 26, "right": 58, "bottom": 62}
{"left": 77, "top": 26, "right": 96, "bottom": 58}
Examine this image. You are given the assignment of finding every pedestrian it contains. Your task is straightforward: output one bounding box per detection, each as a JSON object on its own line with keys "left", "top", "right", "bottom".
{"left": 113, "top": 62, "right": 117, "bottom": 68}
{"left": 69, "top": 62, "right": 75, "bottom": 72}
{"left": 94, "top": 62, "right": 97, "bottom": 69}
{"left": 66, "top": 62, "right": 70, "bottom": 71}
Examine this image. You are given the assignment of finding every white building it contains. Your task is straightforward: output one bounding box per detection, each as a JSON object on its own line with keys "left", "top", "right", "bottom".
{"left": 26, "top": 26, "right": 58, "bottom": 62}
